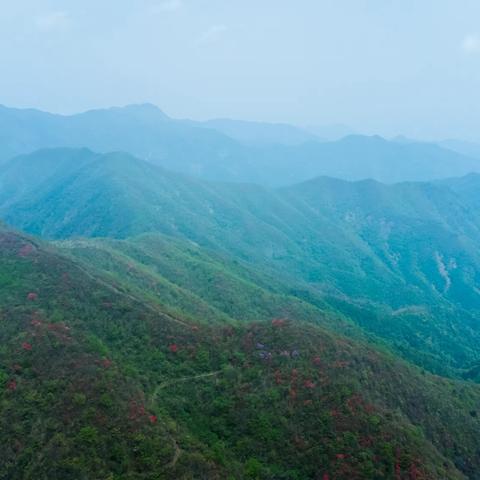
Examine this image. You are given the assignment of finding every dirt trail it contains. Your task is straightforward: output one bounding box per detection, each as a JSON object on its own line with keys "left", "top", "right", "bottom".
{"left": 149, "top": 370, "right": 223, "bottom": 468}
{"left": 167, "top": 439, "right": 182, "bottom": 468}
{"left": 150, "top": 370, "right": 223, "bottom": 406}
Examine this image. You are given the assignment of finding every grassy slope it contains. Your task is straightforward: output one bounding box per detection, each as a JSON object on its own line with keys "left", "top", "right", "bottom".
{"left": 2, "top": 227, "right": 480, "bottom": 478}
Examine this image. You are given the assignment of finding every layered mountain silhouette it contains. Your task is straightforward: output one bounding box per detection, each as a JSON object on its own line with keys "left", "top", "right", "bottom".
{"left": 1, "top": 104, "right": 479, "bottom": 185}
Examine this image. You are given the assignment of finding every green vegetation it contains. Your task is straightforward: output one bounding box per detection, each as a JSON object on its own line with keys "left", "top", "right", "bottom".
{"left": 56, "top": 233, "right": 344, "bottom": 328}
{"left": 2, "top": 227, "right": 480, "bottom": 479}
{"left": 3, "top": 148, "right": 480, "bottom": 377}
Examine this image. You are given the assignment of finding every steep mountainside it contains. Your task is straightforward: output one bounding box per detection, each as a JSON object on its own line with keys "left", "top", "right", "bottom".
{"left": 440, "top": 173, "right": 480, "bottom": 210}
{"left": 1, "top": 104, "right": 479, "bottom": 185}
{"left": 2, "top": 148, "right": 480, "bottom": 378}
{"left": 2, "top": 226, "right": 480, "bottom": 479}
{"left": 56, "top": 233, "right": 340, "bottom": 329}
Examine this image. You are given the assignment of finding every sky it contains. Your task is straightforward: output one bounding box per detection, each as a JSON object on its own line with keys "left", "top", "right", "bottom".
{"left": 1, "top": 0, "right": 480, "bottom": 140}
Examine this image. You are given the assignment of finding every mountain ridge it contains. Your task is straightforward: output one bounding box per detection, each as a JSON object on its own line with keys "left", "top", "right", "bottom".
{"left": 1, "top": 104, "right": 479, "bottom": 185}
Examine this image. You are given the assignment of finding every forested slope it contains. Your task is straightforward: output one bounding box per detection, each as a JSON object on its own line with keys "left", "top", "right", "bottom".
{"left": 2, "top": 148, "right": 480, "bottom": 377}
{"left": 2, "top": 227, "right": 480, "bottom": 479}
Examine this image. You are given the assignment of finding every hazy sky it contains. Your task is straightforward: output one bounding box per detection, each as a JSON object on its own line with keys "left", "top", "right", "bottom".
{"left": 2, "top": 0, "right": 480, "bottom": 140}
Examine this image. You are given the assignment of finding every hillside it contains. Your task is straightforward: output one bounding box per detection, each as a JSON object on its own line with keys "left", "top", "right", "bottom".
{"left": 0, "top": 226, "right": 224, "bottom": 479}
{"left": 2, "top": 226, "right": 480, "bottom": 479}
{"left": 2, "top": 148, "right": 480, "bottom": 378}
{"left": 56, "top": 233, "right": 340, "bottom": 329}
{"left": 1, "top": 104, "right": 479, "bottom": 185}
{"left": 439, "top": 173, "right": 480, "bottom": 210}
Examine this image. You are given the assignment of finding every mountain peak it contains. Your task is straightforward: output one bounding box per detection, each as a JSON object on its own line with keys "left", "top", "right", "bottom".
{"left": 66, "top": 103, "right": 166, "bottom": 122}
{"left": 122, "top": 102, "right": 164, "bottom": 112}
{"left": 111, "top": 103, "right": 170, "bottom": 119}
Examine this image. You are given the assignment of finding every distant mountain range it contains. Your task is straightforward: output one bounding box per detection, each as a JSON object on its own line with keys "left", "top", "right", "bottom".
{"left": 198, "top": 118, "right": 321, "bottom": 145}
{"left": 1, "top": 103, "right": 480, "bottom": 185}
{"left": 305, "top": 123, "right": 357, "bottom": 141}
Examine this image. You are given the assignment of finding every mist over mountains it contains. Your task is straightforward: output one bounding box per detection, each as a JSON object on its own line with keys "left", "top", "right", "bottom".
{"left": 2, "top": 103, "right": 480, "bottom": 186}
{"left": 4, "top": 0, "right": 480, "bottom": 476}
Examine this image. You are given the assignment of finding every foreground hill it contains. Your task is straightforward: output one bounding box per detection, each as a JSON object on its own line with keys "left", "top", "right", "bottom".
{"left": 2, "top": 148, "right": 480, "bottom": 378}
{"left": 1, "top": 104, "right": 479, "bottom": 185}
{"left": 2, "top": 226, "right": 480, "bottom": 479}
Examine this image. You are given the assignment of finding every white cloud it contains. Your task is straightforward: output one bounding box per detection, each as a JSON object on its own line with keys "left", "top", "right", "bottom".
{"left": 197, "top": 25, "right": 228, "bottom": 45}
{"left": 154, "top": 0, "right": 183, "bottom": 13}
{"left": 462, "top": 33, "right": 480, "bottom": 54}
{"left": 35, "top": 11, "right": 70, "bottom": 32}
